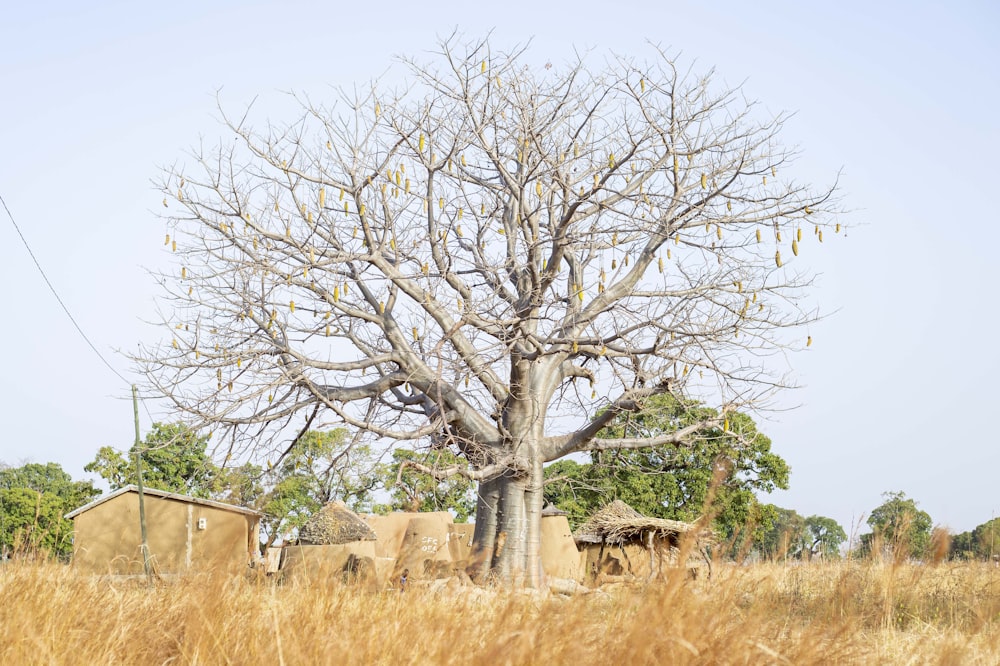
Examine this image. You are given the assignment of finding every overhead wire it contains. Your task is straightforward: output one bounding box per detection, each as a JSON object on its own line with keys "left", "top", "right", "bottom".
{"left": 0, "top": 192, "right": 156, "bottom": 421}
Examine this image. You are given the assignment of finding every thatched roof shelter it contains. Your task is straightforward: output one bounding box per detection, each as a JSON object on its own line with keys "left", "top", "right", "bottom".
{"left": 298, "top": 501, "right": 377, "bottom": 545}
{"left": 573, "top": 500, "right": 699, "bottom": 545}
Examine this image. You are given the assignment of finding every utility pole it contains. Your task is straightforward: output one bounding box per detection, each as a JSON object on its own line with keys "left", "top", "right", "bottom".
{"left": 133, "top": 385, "right": 152, "bottom": 584}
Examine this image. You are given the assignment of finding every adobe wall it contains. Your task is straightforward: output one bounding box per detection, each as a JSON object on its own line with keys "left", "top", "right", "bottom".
{"left": 71, "top": 492, "right": 253, "bottom": 575}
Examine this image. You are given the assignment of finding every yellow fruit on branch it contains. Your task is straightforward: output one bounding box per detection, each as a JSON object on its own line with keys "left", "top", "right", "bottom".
{"left": 701, "top": 174, "right": 707, "bottom": 189}
{"left": 775, "top": 250, "right": 782, "bottom": 268}
{"left": 419, "top": 134, "right": 425, "bottom": 152}
{"left": 792, "top": 239, "right": 799, "bottom": 256}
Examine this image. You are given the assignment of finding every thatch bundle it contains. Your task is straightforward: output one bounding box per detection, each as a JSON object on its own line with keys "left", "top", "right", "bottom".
{"left": 298, "top": 501, "right": 377, "bottom": 545}
{"left": 573, "top": 500, "right": 698, "bottom": 545}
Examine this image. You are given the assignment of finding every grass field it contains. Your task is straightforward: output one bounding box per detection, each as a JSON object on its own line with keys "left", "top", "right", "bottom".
{"left": 2, "top": 558, "right": 999, "bottom": 664}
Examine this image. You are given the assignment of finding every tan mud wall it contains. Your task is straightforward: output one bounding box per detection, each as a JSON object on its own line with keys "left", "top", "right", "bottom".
{"left": 72, "top": 493, "right": 254, "bottom": 575}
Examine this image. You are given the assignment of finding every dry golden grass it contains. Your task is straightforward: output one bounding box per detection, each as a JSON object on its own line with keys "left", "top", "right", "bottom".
{"left": 2, "top": 559, "right": 1000, "bottom": 665}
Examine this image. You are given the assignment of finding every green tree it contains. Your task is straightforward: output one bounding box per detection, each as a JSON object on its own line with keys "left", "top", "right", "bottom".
{"left": 860, "top": 491, "right": 933, "bottom": 560}
{"left": 85, "top": 422, "right": 219, "bottom": 497}
{"left": 804, "top": 515, "right": 847, "bottom": 559}
{"left": 257, "top": 429, "right": 379, "bottom": 547}
{"left": 752, "top": 506, "right": 808, "bottom": 560}
{"left": 374, "top": 448, "right": 476, "bottom": 521}
{"left": 544, "top": 395, "right": 790, "bottom": 540}
{"left": 0, "top": 462, "right": 100, "bottom": 560}
{"left": 950, "top": 517, "right": 1000, "bottom": 561}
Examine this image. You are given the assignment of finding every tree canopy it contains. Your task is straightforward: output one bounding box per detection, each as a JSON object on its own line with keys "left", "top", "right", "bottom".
{"left": 85, "top": 422, "right": 219, "bottom": 497}
{"left": 256, "top": 428, "right": 379, "bottom": 547}
{"left": 138, "top": 37, "right": 839, "bottom": 585}
{"left": 950, "top": 517, "right": 1000, "bottom": 561}
{"left": 543, "top": 395, "right": 789, "bottom": 536}
{"left": 859, "top": 491, "right": 933, "bottom": 560}
{"left": 375, "top": 448, "right": 476, "bottom": 521}
{"left": 751, "top": 507, "right": 846, "bottom": 561}
{"left": 0, "top": 462, "right": 100, "bottom": 560}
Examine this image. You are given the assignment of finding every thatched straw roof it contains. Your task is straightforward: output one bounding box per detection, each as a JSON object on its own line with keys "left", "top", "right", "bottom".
{"left": 573, "top": 500, "right": 699, "bottom": 545}
{"left": 298, "top": 501, "right": 377, "bottom": 545}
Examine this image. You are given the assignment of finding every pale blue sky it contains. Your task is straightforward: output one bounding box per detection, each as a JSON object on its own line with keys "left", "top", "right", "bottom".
{"left": 1, "top": 1, "right": 997, "bottom": 536}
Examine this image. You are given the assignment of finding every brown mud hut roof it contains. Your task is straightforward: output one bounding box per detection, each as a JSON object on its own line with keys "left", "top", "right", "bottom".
{"left": 298, "top": 501, "right": 377, "bottom": 545}
{"left": 573, "top": 500, "right": 700, "bottom": 545}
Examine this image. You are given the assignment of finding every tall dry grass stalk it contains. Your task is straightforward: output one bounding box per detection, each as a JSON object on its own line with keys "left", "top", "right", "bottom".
{"left": 2, "top": 559, "right": 1000, "bottom": 665}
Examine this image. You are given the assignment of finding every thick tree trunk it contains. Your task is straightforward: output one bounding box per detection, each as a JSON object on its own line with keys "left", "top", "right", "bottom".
{"left": 470, "top": 476, "right": 502, "bottom": 582}
{"left": 523, "top": 456, "right": 545, "bottom": 588}
{"left": 470, "top": 454, "right": 546, "bottom": 587}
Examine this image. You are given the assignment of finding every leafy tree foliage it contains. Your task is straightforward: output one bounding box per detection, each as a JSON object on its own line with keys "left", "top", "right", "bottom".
{"left": 0, "top": 462, "right": 100, "bottom": 559}
{"left": 950, "top": 517, "right": 1000, "bottom": 561}
{"left": 859, "top": 491, "right": 933, "bottom": 560}
{"left": 753, "top": 506, "right": 808, "bottom": 560}
{"left": 85, "top": 422, "right": 219, "bottom": 497}
{"left": 805, "top": 515, "right": 847, "bottom": 559}
{"left": 257, "top": 428, "right": 379, "bottom": 547}
{"left": 544, "top": 395, "right": 789, "bottom": 539}
{"left": 374, "top": 448, "right": 476, "bottom": 521}
{"left": 723, "top": 504, "right": 845, "bottom": 561}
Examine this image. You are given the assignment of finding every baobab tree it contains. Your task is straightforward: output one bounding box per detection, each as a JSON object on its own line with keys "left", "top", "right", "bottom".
{"left": 141, "top": 37, "right": 839, "bottom": 586}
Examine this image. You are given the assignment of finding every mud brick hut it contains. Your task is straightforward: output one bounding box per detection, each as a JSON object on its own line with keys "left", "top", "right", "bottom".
{"left": 540, "top": 505, "right": 585, "bottom": 581}
{"left": 573, "top": 500, "right": 706, "bottom": 581}
{"left": 65, "top": 485, "right": 262, "bottom": 576}
{"left": 281, "top": 501, "right": 378, "bottom": 585}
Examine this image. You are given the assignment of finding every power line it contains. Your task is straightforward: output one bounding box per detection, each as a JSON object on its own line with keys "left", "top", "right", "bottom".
{"left": 1, "top": 192, "right": 156, "bottom": 420}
